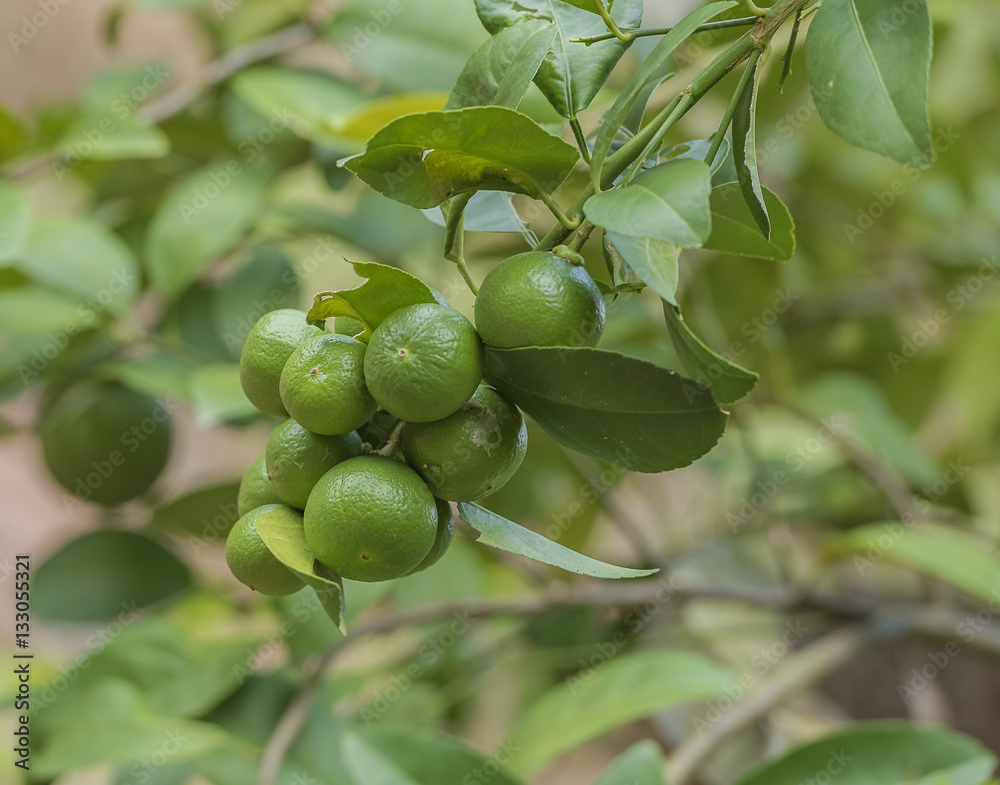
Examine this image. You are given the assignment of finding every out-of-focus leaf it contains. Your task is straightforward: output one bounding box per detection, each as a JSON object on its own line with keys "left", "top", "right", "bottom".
{"left": 188, "top": 364, "right": 259, "bottom": 425}
{"left": 56, "top": 113, "right": 169, "bottom": 161}
{"left": 594, "top": 741, "right": 666, "bottom": 785}
{"left": 152, "top": 484, "right": 241, "bottom": 541}
{"left": 327, "top": 93, "right": 449, "bottom": 149}
{"left": 0, "top": 181, "right": 30, "bottom": 261}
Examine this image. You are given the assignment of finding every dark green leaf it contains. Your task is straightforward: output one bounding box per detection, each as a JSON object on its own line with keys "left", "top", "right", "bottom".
{"left": 704, "top": 183, "right": 795, "bottom": 261}
{"left": 458, "top": 502, "right": 656, "bottom": 578}
{"left": 34, "top": 531, "right": 190, "bottom": 621}
{"left": 306, "top": 260, "right": 438, "bottom": 337}
{"left": 805, "top": 0, "right": 932, "bottom": 165}
{"left": 0, "top": 181, "right": 30, "bottom": 261}
{"left": 509, "top": 650, "right": 734, "bottom": 775}
{"left": 732, "top": 54, "right": 769, "bottom": 237}
{"left": 474, "top": 0, "right": 642, "bottom": 117}
{"left": 734, "top": 721, "right": 996, "bottom": 785}
{"left": 152, "top": 484, "right": 241, "bottom": 541}
{"left": 345, "top": 106, "right": 579, "bottom": 208}
{"left": 605, "top": 232, "right": 678, "bottom": 304}
{"left": 447, "top": 19, "right": 556, "bottom": 110}
{"left": 584, "top": 159, "right": 712, "bottom": 248}
{"left": 484, "top": 346, "right": 727, "bottom": 472}
{"left": 594, "top": 742, "right": 666, "bottom": 785}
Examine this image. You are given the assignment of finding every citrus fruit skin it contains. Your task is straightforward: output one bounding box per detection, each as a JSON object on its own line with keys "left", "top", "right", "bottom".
{"left": 39, "top": 381, "right": 172, "bottom": 506}
{"left": 334, "top": 317, "right": 364, "bottom": 338}
{"left": 303, "top": 456, "right": 437, "bottom": 582}
{"left": 225, "top": 504, "right": 305, "bottom": 595}
{"left": 408, "top": 497, "right": 455, "bottom": 574}
{"left": 265, "top": 419, "right": 362, "bottom": 508}
{"left": 401, "top": 385, "right": 527, "bottom": 501}
{"left": 364, "top": 303, "right": 484, "bottom": 423}
{"left": 474, "top": 251, "right": 606, "bottom": 348}
{"left": 279, "top": 334, "right": 377, "bottom": 435}
{"left": 237, "top": 455, "right": 283, "bottom": 516}
{"left": 239, "top": 309, "right": 321, "bottom": 417}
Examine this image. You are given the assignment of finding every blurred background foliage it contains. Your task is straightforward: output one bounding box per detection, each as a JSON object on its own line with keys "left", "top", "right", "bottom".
{"left": 1, "top": 0, "right": 1000, "bottom": 783}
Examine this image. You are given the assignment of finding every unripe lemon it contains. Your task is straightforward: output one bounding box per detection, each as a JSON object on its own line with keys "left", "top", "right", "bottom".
{"left": 265, "top": 419, "right": 361, "bottom": 508}
{"left": 408, "top": 497, "right": 456, "bottom": 574}
{"left": 239, "top": 309, "right": 321, "bottom": 417}
{"left": 237, "top": 455, "right": 283, "bottom": 516}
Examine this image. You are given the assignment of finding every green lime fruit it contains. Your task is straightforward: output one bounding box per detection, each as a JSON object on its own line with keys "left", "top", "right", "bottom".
{"left": 401, "top": 385, "right": 527, "bottom": 501}
{"left": 265, "top": 419, "right": 361, "bottom": 508}
{"left": 39, "top": 381, "right": 172, "bottom": 506}
{"left": 474, "top": 250, "right": 606, "bottom": 348}
{"left": 225, "top": 504, "right": 305, "bottom": 595}
{"left": 279, "top": 334, "right": 377, "bottom": 435}
{"left": 304, "top": 456, "right": 437, "bottom": 582}
{"left": 239, "top": 309, "right": 321, "bottom": 417}
{"left": 408, "top": 497, "right": 455, "bottom": 574}
{"left": 237, "top": 455, "right": 283, "bottom": 516}
{"left": 364, "top": 303, "right": 484, "bottom": 423}
{"left": 334, "top": 317, "right": 364, "bottom": 337}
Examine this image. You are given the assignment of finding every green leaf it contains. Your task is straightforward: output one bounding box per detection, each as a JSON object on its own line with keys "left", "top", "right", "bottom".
{"left": 188, "top": 364, "right": 259, "bottom": 425}
{"left": 0, "top": 286, "right": 88, "bottom": 337}
{"left": 255, "top": 506, "right": 346, "bottom": 632}
{"left": 832, "top": 523, "right": 1000, "bottom": 603}
{"left": 0, "top": 181, "right": 30, "bottom": 261}
{"left": 475, "top": 0, "right": 643, "bottom": 117}
{"left": 732, "top": 54, "right": 769, "bottom": 237}
{"left": 605, "top": 233, "right": 678, "bottom": 304}
{"left": 0, "top": 101, "right": 28, "bottom": 161}
{"left": 18, "top": 217, "right": 140, "bottom": 313}
{"left": 458, "top": 502, "right": 656, "bottom": 579}
{"left": 590, "top": 1, "right": 737, "bottom": 186}
{"left": 306, "top": 260, "right": 439, "bottom": 336}
{"left": 423, "top": 191, "right": 530, "bottom": 235}
{"left": 34, "top": 531, "right": 191, "bottom": 621}
{"left": 144, "top": 162, "right": 266, "bottom": 298}
{"left": 152, "top": 483, "right": 241, "bottom": 542}
{"left": 345, "top": 106, "right": 579, "bottom": 209}
{"left": 734, "top": 721, "right": 996, "bottom": 785}
{"left": 56, "top": 113, "right": 169, "bottom": 161}
{"left": 447, "top": 19, "right": 557, "bottom": 110}
{"left": 805, "top": 0, "right": 932, "bottom": 165}
{"left": 661, "top": 137, "right": 731, "bottom": 177}
{"left": 594, "top": 741, "right": 666, "bottom": 785}
{"left": 343, "top": 734, "right": 422, "bottom": 785}
{"left": 485, "top": 346, "right": 727, "bottom": 472}
{"left": 584, "top": 159, "right": 712, "bottom": 248}
{"left": 704, "top": 183, "right": 796, "bottom": 261}
{"left": 664, "top": 303, "right": 758, "bottom": 404}
{"left": 326, "top": 93, "right": 449, "bottom": 149}
{"left": 509, "top": 650, "right": 734, "bottom": 775}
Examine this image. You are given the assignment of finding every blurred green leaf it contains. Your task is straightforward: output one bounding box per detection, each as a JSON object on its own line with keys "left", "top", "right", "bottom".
{"left": 152, "top": 483, "right": 241, "bottom": 541}
{"left": 34, "top": 531, "right": 190, "bottom": 621}
{"left": 0, "top": 101, "right": 28, "bottom": 160}
{"left": 327, "top": 93, "right": 449, "bottom": 149}
{"left": 56, "top": 113, "right": 169, "bottom": 161}
{"left": 0, "top": 181, "right": 30, "bottom": 261}
{"left": 343, "top": 734, "right": 421, "bottom": 785}
{"left": 704, "top": 183, "right": 795, "bottom": 261}
{"left": 102, "top": 352, "right": 195, "bottom": 401}
{"left": 732, "top": 54, "right": 769, "bottom": 237}
{"left": 509, "top": 650, "right": 733, "bottom": 775}
{"left": 188, "top": 364, "right": 259, "bottom": 425}
{"left": 594, "top": 741, "right": 666, "bottom": 785}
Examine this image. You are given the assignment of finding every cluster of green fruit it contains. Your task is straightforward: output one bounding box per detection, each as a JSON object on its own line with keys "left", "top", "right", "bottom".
{"left": 226, "top": 250, "right": 605, "bottom": 593}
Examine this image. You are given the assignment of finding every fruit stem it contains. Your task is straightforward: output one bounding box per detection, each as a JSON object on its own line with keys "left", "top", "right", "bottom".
{"left": 374, "top": 420, "right": 404, "bottom": 458}
{"left": 445, "top": 222, "right": 479, "bottom": 295}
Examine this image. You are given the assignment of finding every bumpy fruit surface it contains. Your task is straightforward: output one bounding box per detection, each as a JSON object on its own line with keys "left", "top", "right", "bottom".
{"left": 364, "top": 303, "right": 484, "bottom": 423}
{"left": 401, "top": 385, "right": 526, "bottom": 501}
{"left": 474, "top": 251, "right": 605, "bottom": 348}
{"left": 265, "top": 419, "right": 361, "bottom": 508}
{"left": 237, "top": 455, "right": 283, "bottom": 516}
{"left": 304, "top": 456, "right": 437, "bottom": 582}
{"left": 226, "top": 504, "right": 306, "bottom": 596}
{"left": 239, "top": 309, "right": 320, "bottom": 417}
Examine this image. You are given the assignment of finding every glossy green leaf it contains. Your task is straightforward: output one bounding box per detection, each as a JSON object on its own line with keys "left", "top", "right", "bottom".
{"left": 188, "top": 364, "right": 258, "bottom": 425}
{"left": 594, "top": 741, "right": 667, "bottom": 785}
{"left": 590, "top": 1, "right": 737, "bottom": 186}
{"left": 345, "top": 106, "right": 579, "bottom": 208}
{"left": 18, "top": 217, "right": 140, "bottom": 313}
{"left": 605, "top": 232, "right": 678, "bottom": 305}
{"left": 34, "top": 531, "right": 190, "bottom": 621}
{"left": 56, "top": 113, "right": 169, "bottom": 161}
{"left": 255, "top": 505, "right": 346, "bottom": 632}
{"left": 833, "top": 523, "right": 1000, "bottom": 603}
{"left": 509, "top": 650, "right": 734, "bottom": 775}
{"left": 144, "top": 162, "right": 266, "bottom": 297}
{"left": 584, "top": 159, "right": 712, "bottom": 248}
{"left": 152, "top": 483, "right": 241, "bottom": 541}
{"left": 805, "top": 0, "right": 932, "bottom": 165}
{"left": 664, "top": 303, "right": 758, "bottom": 404}
{"left": 447, "top": 19, "right": 556, "bottom": 110}
{"left": 0, "top": 181, "right": 30, "bottom": 261}
{"left": 458, "top": 502, "right": 656, "bottom": 579}
{"left": 704, "top": 183, "right": 795, "bottom": 261}
{"left": 734, "top": 721, "right": 996, "bottom": 785}
{"left": 732, "top": 54, "right": 769, "bottom": 237}
{"left": 305, "top": 260, "right": 438, "bottom": 337}
{"left": 484, "top": 346, "right": 727, "bottom": 472}
{"left": 475, "top": 0, "right": 642, "bottom": 117}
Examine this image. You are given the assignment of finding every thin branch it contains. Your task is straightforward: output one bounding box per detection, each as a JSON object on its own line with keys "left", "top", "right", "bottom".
{"left": 570, "top": 16, "right": 759, "bottom": 45}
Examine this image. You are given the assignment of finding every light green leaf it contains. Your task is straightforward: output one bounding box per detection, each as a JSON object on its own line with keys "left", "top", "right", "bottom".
{"left": 326, "top": 92, "right": 450, "bottom": 149}
{"left": 594, "top": 741, "right": 666, "bottom": 785}
{"left": 343, "top": 734, "right": 422, "bottom": 785}
{"left": 345, "top": 106, "right": 579, "bottom": 208}
{"left": 188, "top": 364, "right": 258, "bottom": 425}
{"left": 447, "top": 19, "right": 556, "bottom": 110}
{"left": 664, "top": 303, "right": 758, "bottom": 404}
{"left": 423, "top": 191, "right": 530, "bottom": 235}
{"left": 584, "top": 159, "right": 712, "bottom": 248}
{"left": 474, "top": 0, "right": 642, "bottom": 117}
{"left": 56, "top": 113, "right": 169, "bottom": 161}
{"left": 833, "top": 523, "right": 1000, "bottom": 603}
{"left": 732, "top": 54, "right": 769, "bottom": 237}
{"left": 0, "top": 286, "right": 90, "bottom": 337}
{"left": 0, "top": 181, "right": 30, "bottom": 261}
{"left": 605, "top": 232, "right": 678, "bottom": 305}
{"left": 661, "top": 137, "right": 731, "bottom": 177}
{"left": 805, "top": 0, "right": 932, "bottom": 164}
{"left": 485, "top": 346, "right": 727, "bottom": 472}
{"left": 704, "top": 183, "right": 796, "bottom": 261}
{"left": 458, "top": 502, "right": 656, "bottom": 579}
{"left": 734, "top": 721, "right": 996, "bottom": 785}
{"left": 144, "top": 162, "right": 266, "bottom": 297}
{"left": 509, "top": 650, "right": 734, "bottom": 775}
{"left": 152, "top": 483, "right": 241, "bottom": 542}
